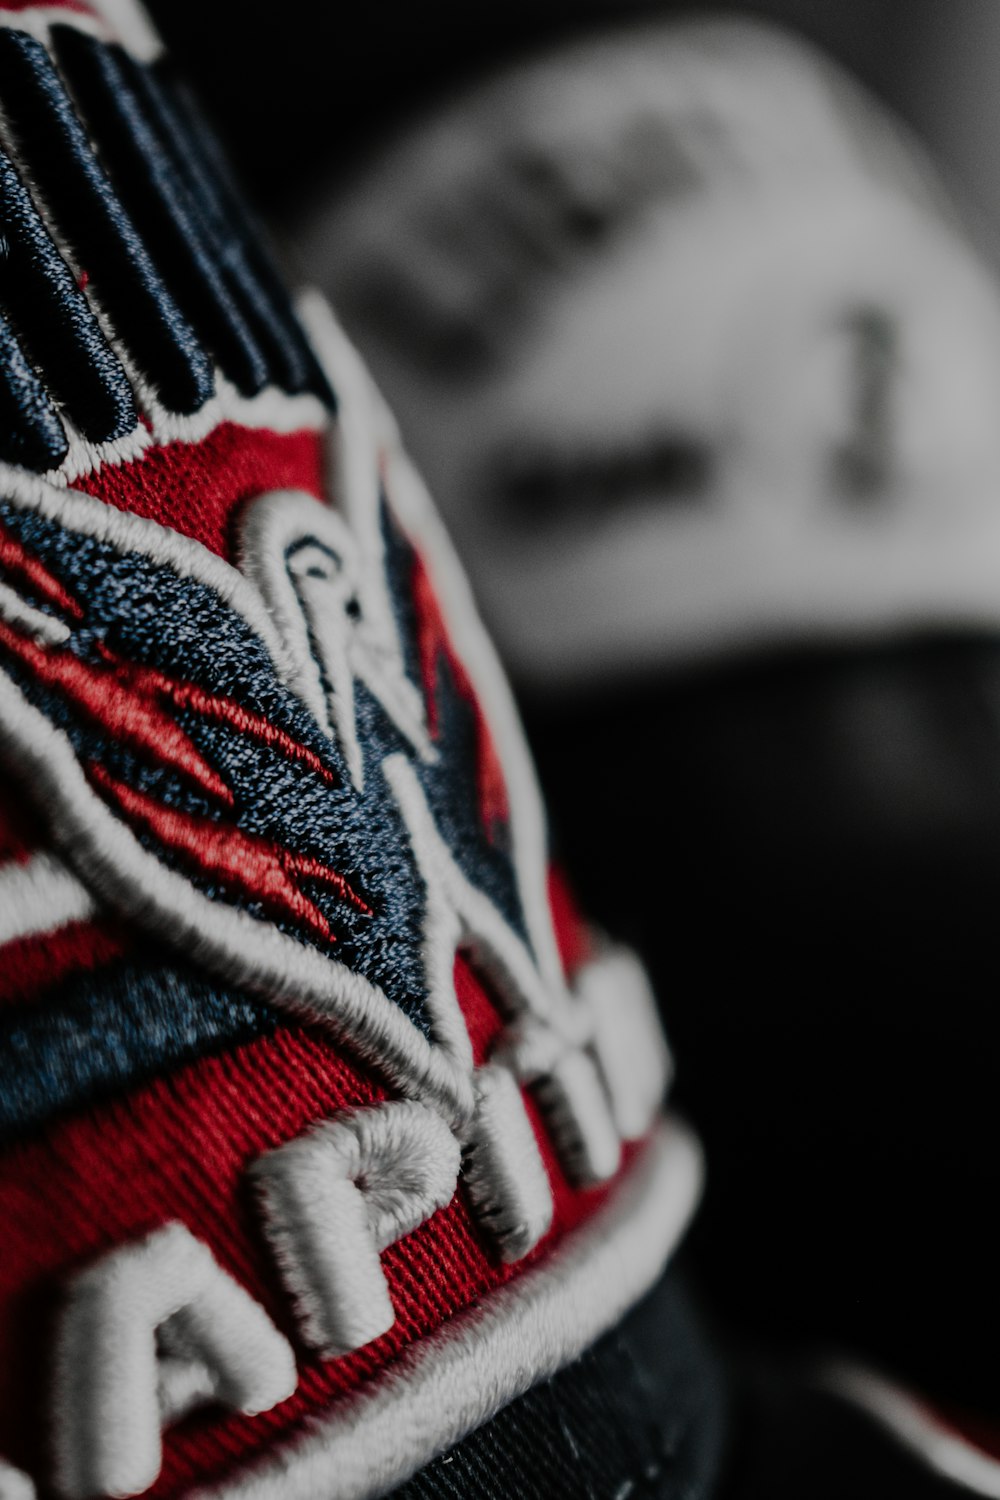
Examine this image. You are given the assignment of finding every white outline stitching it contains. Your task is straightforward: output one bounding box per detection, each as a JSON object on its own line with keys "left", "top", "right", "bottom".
{"left": 0, "top": 849, "right": 96, "bottom": 944}
{"left": 461, "top": 1063, "right": 553, "bottom": 1263}
{"left": 251, "top": 1103, "right": 461, "bottom": 1357}
{"left": 194, "top": 1118, "right": 701, "bottom": 1500}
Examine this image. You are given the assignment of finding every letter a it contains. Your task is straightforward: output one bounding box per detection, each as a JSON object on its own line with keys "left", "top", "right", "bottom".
{"left": 52, "top": 1222, "right": 297, "bottom": 1500}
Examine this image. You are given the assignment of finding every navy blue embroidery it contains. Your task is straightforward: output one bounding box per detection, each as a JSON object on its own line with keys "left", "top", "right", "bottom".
{"left": 0, "top": 959, "right": 278, "bottom": 1144}
{"left": 137, "top": 59, "right": 331, "bottom": 404}
{"left": 379, "top": 502, "right": 525, "bottom": 941}
{"left": 0, "top": 23, "right": 333, "bottom": 474}
{"left": 0, "top": 145, "right": 138, "bottom": 449}
{"left": 0, "top": 29, "right": 214, "bottom": 418}
{"left": 0, "top": 495, "right": 528, "bottom": 1039}
{"left": 0, "top": 311, "right": 68, "bottom": 472}
{"left": 51, "top": 28, "right": 274, "bottom": 402}
{"left": 51, "top": 27, "right": 333, "bottom": 407}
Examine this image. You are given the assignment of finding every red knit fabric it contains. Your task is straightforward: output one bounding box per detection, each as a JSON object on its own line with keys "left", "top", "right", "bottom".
{"left": 0, "top": 967, "right": 624, "bottom": 1494}
{"left": 75, "top": 426, "right": 326, "bottom": 562}
{"left": 454, "top": 953, "right": 507, "bottom": 1067}
{"left": 0, "top": 921, "right": 130, "bottom": 1007}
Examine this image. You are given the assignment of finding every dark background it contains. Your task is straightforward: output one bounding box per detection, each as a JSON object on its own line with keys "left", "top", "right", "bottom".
{"left": 149, "top": 1, "right": 1000, "bottom": 262}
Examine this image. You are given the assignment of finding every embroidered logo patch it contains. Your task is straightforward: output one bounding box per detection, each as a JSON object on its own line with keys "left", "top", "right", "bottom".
{"left": 0, "top": 10, "right": 687, "bottom": 1500}
{"left": 0, "top": 416, "right": 559, "bottom": 1117}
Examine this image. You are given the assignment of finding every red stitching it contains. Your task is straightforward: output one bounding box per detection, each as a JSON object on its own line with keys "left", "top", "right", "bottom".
{"left": 0, "top": 519, "right": 83, "bottom": 622}
{"left": 89, "top": 764, "right": 372, "bottom": 944}
{"left": 0, "top": 619, "right": 234, "bottom": 807}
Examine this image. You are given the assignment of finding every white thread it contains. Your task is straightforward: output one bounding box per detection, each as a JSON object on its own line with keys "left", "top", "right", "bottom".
{"left": 195, "top": 1117, "right": 701, "bottom": 1500}
{"left": 819, "top": 1363, "right": 1000, "bottom": 1497}
{"left": 52, "top": 1221, "right": 297, "bottom": 1500}
{"left": 383, "top": 753, "right": 487, "bottom": 1079}
{"left": 0, "top": 850, "right": 97, "bottom": 944}
{"left": 0, "top": 384, "right": 325, "bottom": 497}
{"left": 85, "top": 0, "right": 162, "bottom": 62}
{"left": 0, "top": 1460, "right": 35, "bottom": 1500}
{"left": 462, "top": 1064, "right": 553, "bottom": 1262}
{"left": 252, "top": 1103, "right": 461, "bottom": 1357}
{"left": 0, "top": 24, "right": 321, "bottom": 494}
{"left": 0, "top": 473, "right": 477, "bottom": 1120}
{"left": 35, "top": 387, "right": 326, "bottom": 496}
{"left": 299, "top": 294, "right": 573, "bottom": 1021}
{"left": 297, "top": 297, "right": 402, "bottom": 630}
{"left": 387, "top": 754, "right": 612, "bottom": 1200}
{"left": 577, "top": 946, "right": 673, "bottom": 1141}
{"left": 531, "top": 1047, "right": 622, "bottom": 1187}
{"left": 0, "top": 580, "right": 70, "bottom": 646}
{"left": 495, "top": 1018, "right": 575, "bottom": 1080}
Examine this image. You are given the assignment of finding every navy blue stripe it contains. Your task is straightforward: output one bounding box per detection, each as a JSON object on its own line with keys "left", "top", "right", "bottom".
{"left": 0, "top": 30, "right": 214, "bottom": 419}
{"left": 0, "top": 309, "right": 68, "bottom": 471}
{"left": 0, "top": 959, "right": 277, "bottom": 1143}
{"left": 139, "top": 61, "right": 332, "bottom": 405}
{"left": 51, "top": 26, "right": 272, "bottom": 399}
{"left": 0, "top": 147, "right": 136, "bottom": 446}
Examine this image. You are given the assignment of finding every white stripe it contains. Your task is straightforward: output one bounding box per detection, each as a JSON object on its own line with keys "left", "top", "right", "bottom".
{"left": 821, "top": 1363, "right": 1000, "bottom": 1497}
{"left": 35, "top": 382, "right": 327, "bottom": 491}
{"left": 84, "top": 0, "right": 162, "bottom": 62}
{"left": 0, "top": 1, "right": 162, "bottom": 62}
{"left": 196, "top": 1116, "right": 701, "bottom": 1500}
{"left": 0, "top": 850, "right": 96, "bottom": 944}
{"left": 0, "top": 8, "right": 116, "bottom": 46}
{"left": 0, "top": 579, "right": 70, "bottom": 646}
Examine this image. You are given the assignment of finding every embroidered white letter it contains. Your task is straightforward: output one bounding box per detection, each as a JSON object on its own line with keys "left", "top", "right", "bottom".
{"left": 462, "top": 1064, "right": 553, "bottom": 1262}
{"left": 52, "top": 1222, "right": 297, "bottom": 1500}
{"left": 0, "top": 1459, "right": 35, "bottom": 1500}
{"left": 252, "top": 1101, "right": 461, "bottom": 1357}
{"left": 578, "top": 946, "right": 673, "bottom": 1141}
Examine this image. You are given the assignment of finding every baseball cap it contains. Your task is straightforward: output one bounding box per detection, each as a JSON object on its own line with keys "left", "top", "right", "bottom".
{"left": 0, "top": 4, "right": 714, "bottom": 1497}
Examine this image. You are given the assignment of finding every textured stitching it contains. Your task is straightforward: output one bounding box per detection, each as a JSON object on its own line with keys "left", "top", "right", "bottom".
{"left": 0, "top": 310, "right": 67, "bottom": 472}
{"left": 0, "top": 16, "right": 330, "bottom": 482}
{"left": 0, "top": 143, "right": 136, "bottom": 448}
{"left": 390, "top": 1269, "right": 725, "bottom": 1500}
{"left": 0, "top": 27, "right": 213, "bottom": 416}
{"left": 252, "top": 1103, "right": 461, "bottom": 1356}
{"left": 0, "top": 992, "right": 618, "bottom": 1492}
{"left": 53, "top": 1222, "right": 297, "bottom": 1500}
